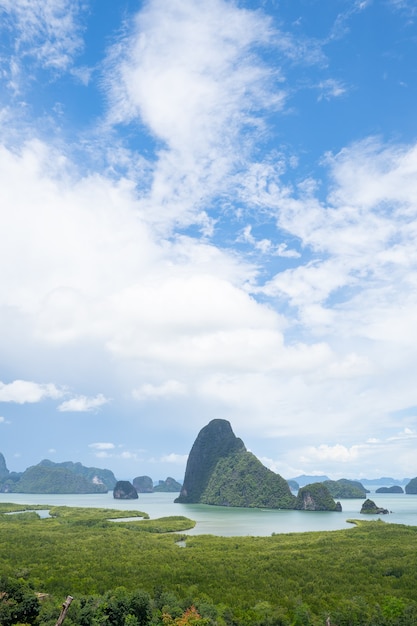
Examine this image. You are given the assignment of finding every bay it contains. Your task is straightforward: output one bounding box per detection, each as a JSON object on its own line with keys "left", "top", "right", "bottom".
{"left": 1, "top": 490, "right": 417, "bottom": 536}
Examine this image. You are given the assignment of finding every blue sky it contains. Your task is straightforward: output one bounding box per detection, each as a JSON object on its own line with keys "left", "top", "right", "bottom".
{"left": 1, "top": 0, "right": 417, "bottom": 483}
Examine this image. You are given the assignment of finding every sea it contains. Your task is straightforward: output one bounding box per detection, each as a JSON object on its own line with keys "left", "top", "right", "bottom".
{"left": 1, "top": 490, "right": 417, "bottom": 536}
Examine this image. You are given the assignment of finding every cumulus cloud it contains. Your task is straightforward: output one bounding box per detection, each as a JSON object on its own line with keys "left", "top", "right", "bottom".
{"left": 0, "top": 380, "right": 63, "bottom": 403}
{"left": 58, "top": 394, "right": 109, "bottom": 413}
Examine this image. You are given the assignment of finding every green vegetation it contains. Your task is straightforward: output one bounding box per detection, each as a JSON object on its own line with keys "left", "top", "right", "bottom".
{"left": 324, "top": 478, "right": 367, "bottom": 498}
{"left": 294, "top": 483, "right": 341, "bottom": 511}
{"left": 0, "top": 456, "right": 117, "bottom": 494}
{"left": 360, "top": 499, "right": 389, "bottom": 515}
{"left": 154, "top": 477, "right": 182, "bottom": 492}
{"left": 376, "top": 485, "right": 404, "bottom": 494}
{"left": 38, "top": 459, "right": 117, "bottom": 489}
{"left": 2, "top": 504, "right": 417, "bottom": 624}
{"left": 12, "top": 464, "right": 108, "bottom": 493}
{"left": 201, "top": 452, "right": 296, "bottom": 509}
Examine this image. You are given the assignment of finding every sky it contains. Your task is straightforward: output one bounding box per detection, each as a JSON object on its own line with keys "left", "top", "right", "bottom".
{"left": 1, "top": 0, "right": 417, "bottom": 483}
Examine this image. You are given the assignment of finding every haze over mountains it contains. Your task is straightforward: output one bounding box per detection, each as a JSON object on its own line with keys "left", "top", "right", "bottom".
{"left": 0, "top": 420, "right": 414, "bottom": 500}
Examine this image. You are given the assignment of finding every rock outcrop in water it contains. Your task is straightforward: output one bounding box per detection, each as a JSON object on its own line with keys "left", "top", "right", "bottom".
{"left": 376, "top": 485, "right": 403, "bottom": 494}
{"left": 360, "top": 498, "right": 389, "bottom": 514}
{"left": 113, "top": 480, "right": 138, "bottom": 499}
{"left": 405, "top": 477, "right": 417, "bottom": 494}
{"left": 294, "top": 483, "right": 342, "bottom": 511}
{"left": 154, "top": 477, "right": 182, "bottom": 492}
{"left": 175, "top": 419, "right": 246, "bottom": 504}
{"left": 133, "top": 475, "right": 154, "bottom": 493}
{"left": 175, "top": 419, "right": 296, "bottom": 509}
{"left": 323, "top": 478, "right": 368, "bottom": 499}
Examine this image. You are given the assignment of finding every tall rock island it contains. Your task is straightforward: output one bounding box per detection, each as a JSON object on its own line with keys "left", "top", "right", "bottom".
{"left": 175, "top": 419, "right": 296, "bottom": 509}
{"left": 175, "top": 419, "right": 245, "bottom": 504}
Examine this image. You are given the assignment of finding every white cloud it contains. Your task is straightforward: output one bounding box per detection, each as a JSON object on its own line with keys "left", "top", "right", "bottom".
{"left": 58, "top": 394, "right": 109, "bottom": 413}
{"left": 0, "top": 0, "right": 85, "bottom": 86}
{"left": 239, "top": 225, "right": 300, "bottom": 258}
{"left": 316, "top": 78, "right": 347, "bottom": 101}
{"left": 133, "top": 380, "right": 187, "bottom": 400}
{"left": 1, "top": 0, "right": 417, "bottom": 481}
{"left": 301, "top": 443, "right": 361, "bottom": 464}
{"left": 159, "top": 453, "right": 189, "bottom": 465}
{"left": 88, "top": 442, "right": 115, "bottom": 451}
{"left": 103, "top": 0, "right": 291, "bottom": 230}
{"left": 0, "top": 380, "right": 63, "bottom": 403}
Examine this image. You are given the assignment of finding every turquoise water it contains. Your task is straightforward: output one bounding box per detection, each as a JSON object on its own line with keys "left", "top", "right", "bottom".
{"left": 1, "top": 491, "right": 416, "bottom": 536}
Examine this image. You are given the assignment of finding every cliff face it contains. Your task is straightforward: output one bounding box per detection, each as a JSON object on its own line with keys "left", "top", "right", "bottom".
{"left": 0, "top": 453, "right": 9, "bottom": 478}
{"left": 175, "top": 419, "right": 295, "bottom": 509}
{"left": 405, "top": 477, "right": 417, "bottom": 494}
{"left": 175, "top": 419, "right": 246, "bottom": 504}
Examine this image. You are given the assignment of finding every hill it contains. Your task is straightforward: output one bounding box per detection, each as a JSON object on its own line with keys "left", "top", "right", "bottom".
{"left": 201, "top": 451, "right": 296, "bottom": 509}
{"left": 0, "top": 455, "right": 117, "bottom": 494}
{"left": 291, "top": 474, "right": 330, "bottom": 487}
{"left": 324, "top": 478, "right": 368, "bottom": 498}
{"left": 154, "top": 477, "right": 182, "bottom": 492}
{"left": 175, "top": 420, "right": 339, "bottom": 510}
{"left": 295, "top": 483, "right": 342, "bottom": 511}
{"left": 14, "top": 464, "right": 108, "bottom": 494}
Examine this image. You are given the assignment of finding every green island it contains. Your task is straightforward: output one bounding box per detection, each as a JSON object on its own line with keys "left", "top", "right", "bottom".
{"left": 1, "top": 504, "right": 417, "bottom": 625}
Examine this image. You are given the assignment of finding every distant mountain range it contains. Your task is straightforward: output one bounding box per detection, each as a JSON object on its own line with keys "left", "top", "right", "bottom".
{"left": 0, "top": 453, "right": 181, "bottom": 494}
{"left": 291, "top": 475, "right": 411, "bottom": 488}
{"left": 0, "top": 449, "right": 413, "bottom": 497}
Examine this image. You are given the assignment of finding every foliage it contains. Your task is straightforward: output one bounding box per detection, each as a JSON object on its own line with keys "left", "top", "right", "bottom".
{"left": 0, "top": 576, "right": 40, "bottom": 626}
{"left": 294, "top": 483, "right": 340, "bottom": 511}
{"left": 12, "top": 465, "right": 108, "bottom": 494}
{"left": 323, "top": 479, "right": 367, "bottom": 499}
{"left": 119, "top": 517, "right": 196, "bottom": 533}
{"left": 2, "top": 506, "right": 417, "bottom": 624}
{"left": 154, "top": 478, "right": 182, "bottom": 493}
{"left": 38, "top": 459, "right": 117, "bottom": 489}
{"left": 0, "top": 456, "right": 117, "bottom": 494}
{"left": 360, "top": 499, "right": 389, "bottom": 514}
{"left": 201, "top": 452, "right": 296, "bottom": 509}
